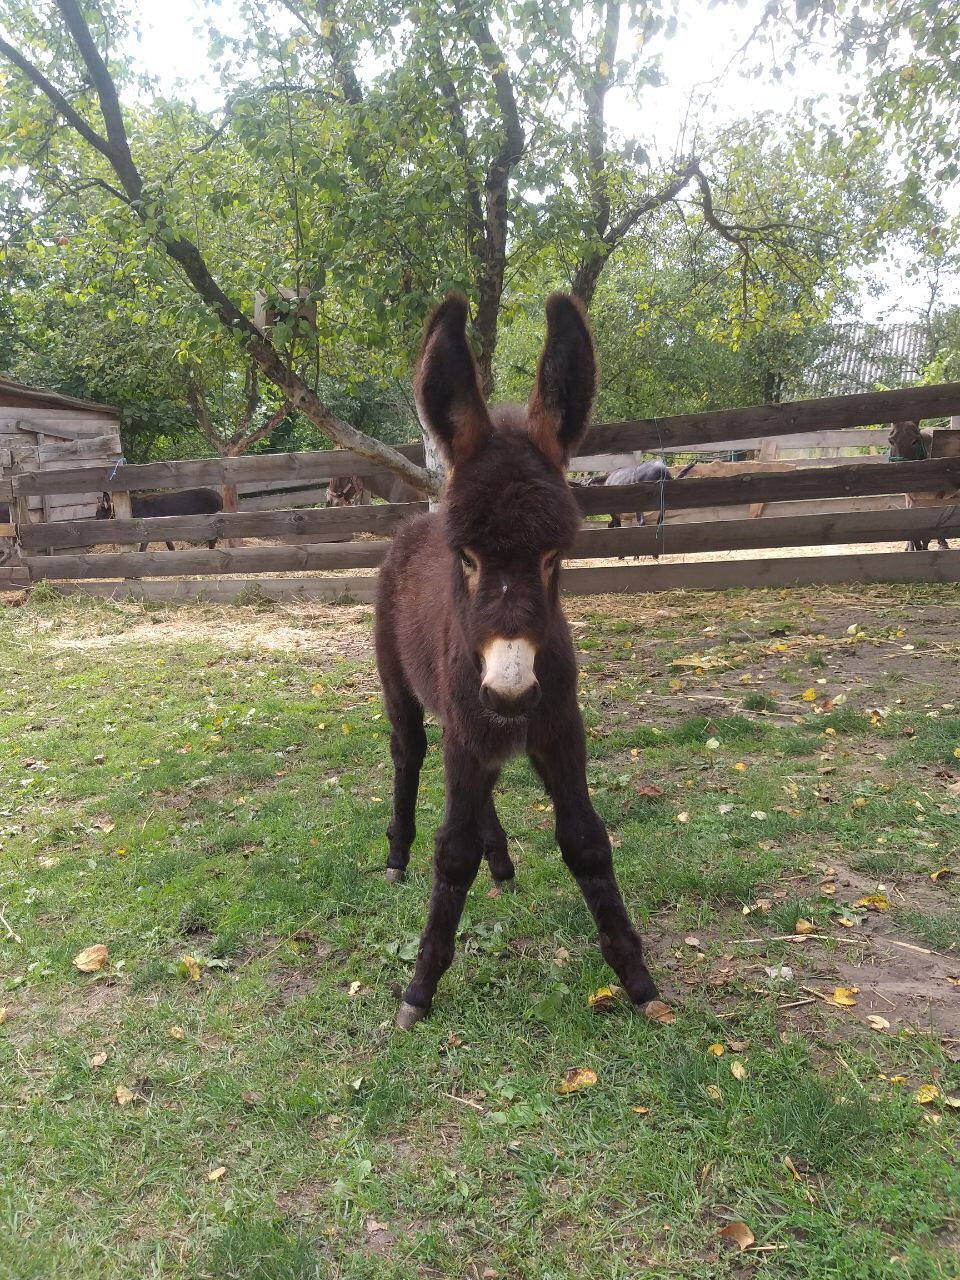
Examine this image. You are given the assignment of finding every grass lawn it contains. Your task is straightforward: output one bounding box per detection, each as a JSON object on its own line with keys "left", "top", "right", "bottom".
{"left": 1, "top": 582, "right": 959, "bottom": 1279}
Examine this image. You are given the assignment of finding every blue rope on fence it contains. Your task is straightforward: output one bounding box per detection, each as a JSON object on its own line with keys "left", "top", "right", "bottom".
{"left": 106, "top": 456, "right": 126, "bottom": 484}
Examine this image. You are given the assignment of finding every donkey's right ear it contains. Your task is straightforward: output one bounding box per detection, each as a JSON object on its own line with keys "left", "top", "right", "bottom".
{"left": 413, "top": 294, "right": 492, "bottom": 466}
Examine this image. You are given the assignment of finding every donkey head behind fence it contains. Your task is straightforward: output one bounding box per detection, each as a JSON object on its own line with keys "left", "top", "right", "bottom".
{"left": 375, "top": 293, "right": 658, "bottom": 1029}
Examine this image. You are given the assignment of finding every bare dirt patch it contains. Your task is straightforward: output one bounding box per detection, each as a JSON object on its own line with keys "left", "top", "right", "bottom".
{"left": 55, "top": 977, "right": 129, "bottom": 1035}
{"left": 40, "top": 600, "right": 376, "bottom": 661}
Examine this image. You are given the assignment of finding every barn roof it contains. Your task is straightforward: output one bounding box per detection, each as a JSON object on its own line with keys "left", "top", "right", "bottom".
{"left": 0, "top": 377, "right": 120, "bottom": 416}
{"left": 802, "top": 322, "right": 932, "bottom": 397}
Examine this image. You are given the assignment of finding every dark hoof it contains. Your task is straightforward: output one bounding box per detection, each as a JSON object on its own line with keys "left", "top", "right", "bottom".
{"left": 396, "top": 1001, "right": 427, "bottom": 1030}
{"left": 385, "top": 867, "right": 405, "bottom": 884}
{"left": 493, "top": 876, "right": 516, "bottom": 892}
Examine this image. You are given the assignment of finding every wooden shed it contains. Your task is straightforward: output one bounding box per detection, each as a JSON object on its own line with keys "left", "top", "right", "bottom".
{"left": 0, "top": 379, "right": 130, "bottom": 526}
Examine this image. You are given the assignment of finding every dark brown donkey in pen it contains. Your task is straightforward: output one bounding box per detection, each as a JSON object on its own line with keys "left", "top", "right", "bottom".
{"left": 96, "top": 487, "right": 223, "bottom": 551}
{"left": 375, "top": 293, "right": 658, "bottom": 1030}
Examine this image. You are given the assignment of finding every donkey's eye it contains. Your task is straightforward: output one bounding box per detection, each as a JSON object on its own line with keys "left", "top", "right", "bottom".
{"left": 459, "top": 549, "right": 477, "bottom": 572}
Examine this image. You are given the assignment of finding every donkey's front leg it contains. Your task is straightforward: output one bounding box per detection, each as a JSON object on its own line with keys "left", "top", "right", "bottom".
{"left": 396, "top": 743, "right": 493, "bottom": 1029}
{"left": 530, "top": 714, "right": 658, "bottom": 1007}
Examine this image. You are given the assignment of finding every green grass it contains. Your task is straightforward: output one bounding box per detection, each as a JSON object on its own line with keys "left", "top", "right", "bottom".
{"left": 1, "top": 588, "right": 960, "bottom": 1279}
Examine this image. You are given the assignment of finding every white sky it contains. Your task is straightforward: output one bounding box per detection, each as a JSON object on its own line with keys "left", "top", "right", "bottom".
{"left": 127, "top": 0, "right": 959, "bottom": 323}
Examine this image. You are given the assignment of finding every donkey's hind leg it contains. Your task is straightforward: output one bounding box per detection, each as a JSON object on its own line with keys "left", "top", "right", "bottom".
{"left": 480, "top": 793, "right": 515, "bottom": 887}
{"left": 384, "top": 690, "right": 427, "bottom": 883}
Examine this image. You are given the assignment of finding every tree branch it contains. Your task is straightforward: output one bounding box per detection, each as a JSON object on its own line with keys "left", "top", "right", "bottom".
{"left": 582, "top": 2, "right": 620, "bottom": 241}
{"left": 452, "top": 0, "right": 526, "bottom": 393}
{"left": 0, "top": 31, "right": 114, "bottom": 162}
{"left": 56, "top": 0, "right": 143, "bottom": 200}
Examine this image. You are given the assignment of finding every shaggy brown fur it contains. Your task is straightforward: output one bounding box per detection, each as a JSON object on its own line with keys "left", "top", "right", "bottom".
{"left": 375, "top": 293, "right": 657, "bottom": 1029}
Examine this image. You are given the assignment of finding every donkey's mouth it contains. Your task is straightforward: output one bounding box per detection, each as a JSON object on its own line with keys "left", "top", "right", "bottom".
{"left": 479, "top": 682, "right": 542, "bottom": 719}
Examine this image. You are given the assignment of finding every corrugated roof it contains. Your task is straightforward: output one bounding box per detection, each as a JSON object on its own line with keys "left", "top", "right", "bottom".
{"left": 802, "top": 323, "right": 932, "bottom": 397}
{"left": 0, "top": 378, "right": 120, "bottom": 415}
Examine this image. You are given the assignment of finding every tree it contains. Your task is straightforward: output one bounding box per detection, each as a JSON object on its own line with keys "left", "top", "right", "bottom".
{"left": 0, "top": 0, "right": 436, "bottom": 492}
{"left": 495, "top": 115, "right": 896, "bottom": 420}
{"left": 771, "top": 1, "right": 960, "bottom": 185}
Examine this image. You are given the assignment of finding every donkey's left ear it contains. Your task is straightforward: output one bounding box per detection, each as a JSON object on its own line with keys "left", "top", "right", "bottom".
{"left": 527, "top": 293, "right": 597, "bottom": 470}
{"left": 414, "top": 293, "right": 492, "bottom": 467}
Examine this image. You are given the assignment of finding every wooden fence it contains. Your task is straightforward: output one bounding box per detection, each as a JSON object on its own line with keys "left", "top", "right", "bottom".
{"left": 2, "top": 382, "right": 960, "bottom": 601}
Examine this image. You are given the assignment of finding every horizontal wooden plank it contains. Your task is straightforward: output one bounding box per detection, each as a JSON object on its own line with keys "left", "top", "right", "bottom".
{"left": 236, "top": 477, "right": 334, "bottom": 496}
{"left": 45, "top": 575, "right": 379, "bottom": 604}
{"left": 10, "top": 441, "right": 426, "bottom": 499}
{"left": 573, "top": 504, "right": 960, "bottom": 558}
{"left": 18, "top": 501, "right": 426, "bottom": 550}
{"left": 37, "top": 437, "right": 120, "bottom": 461}
{"left": 576, "top": 458, "right": 960, "bottom": 515}
{"left": 13, "top": 383, "right": 960, "bottom": 499}
{"left": 42, "top": 549, "right": 960, "bottom": 602}
{"left": 560, "top": 550, "right": 960, "bottom": 594}
{"left": 0, "top": 411, "right": 118, "bottom": 434}
{"left": 569, "top": 429, "right": 892, "bottom": 468}
{"left": 25, "top": 503, "right": 960, "bottom": 578}
{"left": 26, "top": 541, "right": 387, "bottom": 580}
{"left": 580, "top": 384, "right": 960, "bottom": 452}
{"left": 239, "top": 486, "right": 330, "bottom": 511}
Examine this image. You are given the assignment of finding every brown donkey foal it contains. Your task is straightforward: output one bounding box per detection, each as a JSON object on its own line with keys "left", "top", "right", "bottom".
{"left": 375, "top": 293, "right": 658, "bottom": 1030}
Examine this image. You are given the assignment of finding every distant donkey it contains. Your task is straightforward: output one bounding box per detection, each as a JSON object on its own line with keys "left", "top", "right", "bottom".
{"left": 887, "top": 421, "right": 950, "bottom": 552}
{"left": 96, "top": 488, "right": 223, "bottom": 552}
{"left": 325, "top": 475, "right": 366, "bottom": 507}
{"left": 375, "top": 293, "right": 658, "bottom": 1030}
{"left": 327, "top": 472, "right": 422, "bottom": 506}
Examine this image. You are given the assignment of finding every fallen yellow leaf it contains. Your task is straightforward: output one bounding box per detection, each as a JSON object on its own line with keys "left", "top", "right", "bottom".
{"left": 866, "top": 1015, "right": 890, "bottom": 1031}
{"left": 930, "top": 867, "right": 952, "bottom": 882}
{"left": 856, "top": 894, "right": 890, "bottom": 910}
{"left": 0, "top": 1007, "right": 7, "bottom": 1025}
{"left": 838, "top": 916, "right": 855, "bottom": 928}
{"left": 207, "top": 1166, "right": 227, "bottom": 1182}
{"left": 706, "top": 1084, "right": 722, "bottom": 1100}
{"left": 832, "top": 986, "right": 858, "bottom": 1007}
{"left": 915, "top": 1084, "right": 939, "bottom": 1105}
{"left": 558, "top": 1067, "right": 598, "bottom": 1095}
{"left": 632, "top": 1105, "right": 650, "bottom": 1115}
{"left": 784, "top": 1155, "right": 803, "bottom": 1181}
{"left": 890, "top": 1075, "right": 907, "bottom": 1085}
{"left": 89, "top": 1051, "right": 107, "bottom": 1068}
{"left": 718, "top": 1221, "right": 755, "bottom": 1251}
{"left": 181, "top": 955, "right": 201, "bottom": 982}
{"left": 587, "top": 985, "right": 622, "bottom": 1011}
{"left": 730, "top": 1061, "right": 747, "bottom": 1081}
{"left": 169, "top": 1025, "right": 185, "bottom": 1040}
{"left": 733, "top": 761, "right": 747, "bottom": 772}
{"left": 794, "top": 918, "right": 814, "bottom": 935}
{"left": 115, "top": 1085, "right": 136, "bottom": 1107}
{"left": 643, "top": 1000, "right": 676, "bottom": 1025}
{"left": 73, "top": 944, "right": 109, "bottom": 973}
{"left": 708, "top": 1042, "right": 725, "bottom": 1056}
{"left": 802, "top": 688, "right": 817, "bottom": 702}
{"left": 942, "top": 1094, "right": 960, "bottom": 1109}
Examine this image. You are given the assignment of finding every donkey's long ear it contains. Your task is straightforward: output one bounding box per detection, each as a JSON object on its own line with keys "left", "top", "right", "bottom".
{"left": 527, "top": 293, "right": 597, "bottom": 470}
{"left": 414, "top": 294, "right": 492, "bottom": 466}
